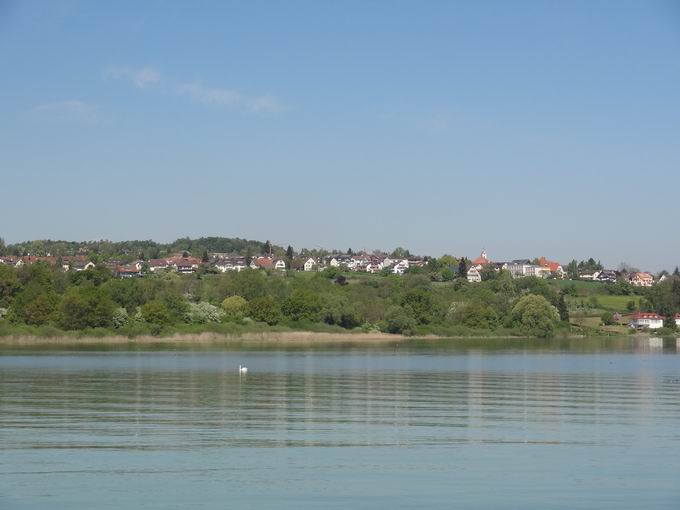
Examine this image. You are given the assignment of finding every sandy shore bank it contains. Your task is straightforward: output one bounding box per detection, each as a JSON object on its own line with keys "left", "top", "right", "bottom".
{"left": 0, "top": 331, "right": 418, "bottom": 346}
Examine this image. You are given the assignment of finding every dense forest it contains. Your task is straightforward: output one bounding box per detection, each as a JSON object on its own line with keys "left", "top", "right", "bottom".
{"left": 0, "top": 237, "right": 279, "bottom": 263}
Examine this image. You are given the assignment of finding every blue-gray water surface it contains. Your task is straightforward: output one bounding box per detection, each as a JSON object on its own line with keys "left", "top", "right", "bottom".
{"left": 1, "top": 337, "right": 680, "bottom": 509}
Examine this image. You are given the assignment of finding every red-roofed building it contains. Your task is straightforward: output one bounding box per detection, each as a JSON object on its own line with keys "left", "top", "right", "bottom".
{"left": 471, "top": 249, "right": 490, "bottom": 267}
{"left": 629, "top": 311, "right": 664, "bottom": 329}
{"left": 538, "top": 257, "right": 564, "bottom": 278}
{"left": 629, "top": 272, "right": 655, "bottom": 287}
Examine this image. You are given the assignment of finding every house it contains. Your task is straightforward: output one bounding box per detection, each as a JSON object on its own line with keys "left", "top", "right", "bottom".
{"left": 365, "top": 263, "right": 382, "bottom": 274}
{"left": 214, "top": 256, "right": 248, "bottom": 272}
{"left": 467, "top": 266, "right": 482, "bottom": 283}
{"left": 149, "top": 259, "right": 171, "bottom": 272}
{"left": 629, "top": 311, "right": 664, "bottom": 329}
{"left": 675, "top": 313, "right": 680, "bottom": 328}
{"left": 537, "top": 257, "right": 565, "bottom": 278}
{"left": 171, "top": 257, "right": 200, "bottom": 274}
{"left": 391, "top": 260, "right": 409, "bottom": 275}
{"left": 117, "top": 262, "right": 142, "bottom": 278}
{"left": 594, "top": 269, "right": 618, "bottom": 283}
{"left": 579, "top": 270, "right": 599, "bottom": 281}
{"left": 254, "top": 257, "right": 274, "bottom": 270}
{"left": 0, "top": 256, "right": 22, "bottom": 267}
{"left": 22, "top": 256, "right": 57, "bottom": 268}
{"left": 629, "top": 272, "right": 654, "bottom": 287}
{"left": 303, "top": 257, "right": 317, "bottom": 272}
{"left": 507, "top": 259, "right": 532, "bottom": 278}
{"left": 273, "top": 258, "right": 287, "bottom": 271}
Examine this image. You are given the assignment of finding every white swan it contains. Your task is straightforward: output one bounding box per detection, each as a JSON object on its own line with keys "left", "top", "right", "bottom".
{"left": 239, "top": 364, "right": 248, "bottom": 374}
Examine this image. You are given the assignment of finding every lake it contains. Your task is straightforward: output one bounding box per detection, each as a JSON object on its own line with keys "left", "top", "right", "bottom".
{"left": 1, "top": 337, "right": 679, "bottom": 509}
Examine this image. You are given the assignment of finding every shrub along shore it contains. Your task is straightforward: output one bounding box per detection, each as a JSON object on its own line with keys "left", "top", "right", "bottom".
{"left": 1, "top": 260, "right": 676, "bottom": 342}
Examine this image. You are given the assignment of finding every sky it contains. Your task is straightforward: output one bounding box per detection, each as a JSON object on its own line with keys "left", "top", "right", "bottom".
{"left": 1, "top": 0, "right": 680, "bottom": 270}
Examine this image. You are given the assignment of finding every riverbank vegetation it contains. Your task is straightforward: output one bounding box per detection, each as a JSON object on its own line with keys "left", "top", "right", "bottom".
{"left": 0, "top": 260, "right": 678, "bottom": 340}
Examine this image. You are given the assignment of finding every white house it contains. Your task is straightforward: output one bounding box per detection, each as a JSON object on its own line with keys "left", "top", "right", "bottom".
{"left": 273, "top": 258, "right": 287, "bottom": 271}
{"left": 467, "top": 266, "right": 482, "bottom": 283}
{"left": 391, "top": 260, "right": 409, "bottom": 275}
{"left": 675, "top": 313, "right": 680, "bottom": 328}
{"left": 629, "top": 312, "right": 664, "bottom": 329}
{"left": 629, "top": 272, "right": 654, "bottom": 287}
{"left": 365, "top": 263, "right": 382, "bottom": 274}
{"left": 303, "top": 258, "right": 317, "bottom": 272}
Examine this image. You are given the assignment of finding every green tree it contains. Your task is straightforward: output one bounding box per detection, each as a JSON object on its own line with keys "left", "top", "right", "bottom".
{"left": 282, "top": 289, "right": 322, "bottom": 322}
{"left": 248, "top": 296, "right": 281, "bottom": 325}
{"left": 510, "top": 295, "right": 560, "bottom": 337}
{"left": 112, "top": 307, "right": 129, "bottom": 329}
{"left": 556, "top": 294, "right": 570, "bottom": 322}
{"left": 202, "top": 249, "right": 209, "bottom": 263}
{"left": 0, "top": 265, "right": 21, "bottom": 308}
{"left": 383, "top": 306, "right": 416, "bottom": 335}
{"left": 140, "top": 300, "right": 172, "bottom": 326}
{"left": 286, "top": 245, "right": 294, "bottom": 261}
{"left": 391, "top": 247, "right": 410, "bottom": 259}
{"left": 458, "top": 258, "right": 468, "bottom": 278}
{"left": 440, "top": 267, "right": 454, "bottom": 281}
{"left": 9, "top": 283, "right": 59, "bottom": 325}
{"left": 59, "top": 286, "right": 115, "bottom": 330}
{"left": 221, "top": 295, "right": 248, "bottom": 321}
{"left": 600, "top": 311, "right": 615, "bottom": 326}
{"left": 401, "top": 289, "right": 435, "bottom": 324}
{"left": 566, "top": 260, "right": 579, "bottom": 280}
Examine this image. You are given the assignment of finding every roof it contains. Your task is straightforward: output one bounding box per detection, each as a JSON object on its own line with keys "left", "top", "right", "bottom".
{"left": 255, "top": 257, "right": 274, "bottom": 269}
{"left": 472, "top": 250, "right": 490, "bottom": 266}
{"left": 631, "top": 312, "right": 664, "bottom": 320}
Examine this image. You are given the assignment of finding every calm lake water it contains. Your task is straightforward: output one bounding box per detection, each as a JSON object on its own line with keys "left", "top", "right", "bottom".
{"left": 1, "top": 337, "right": 680, "bottom": 509}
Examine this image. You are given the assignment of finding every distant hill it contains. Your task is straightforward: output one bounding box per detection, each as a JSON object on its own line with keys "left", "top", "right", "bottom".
{"left": 0, "top": 237, "right": 282, "bottom": 262}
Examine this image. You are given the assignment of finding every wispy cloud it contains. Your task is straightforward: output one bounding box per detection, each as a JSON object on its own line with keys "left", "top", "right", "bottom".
{"left": 106, "top": 65, "right": 283, "bottom": 114}
{"left": 176, "top": 82, "right": 241, "bottom": 107}
{"left": 26, "top": 100, "right": 96, "bottom": 122}
{"left": 251, "top": 94, "right": 282, "bottom": 113}
{"left": 105, "top": 66, "right": 161, "bottom": 88}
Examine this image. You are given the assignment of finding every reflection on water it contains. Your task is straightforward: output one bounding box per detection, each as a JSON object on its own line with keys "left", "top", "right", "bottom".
{"left": 1, "top": 338, "right": 680, "bottom": 509}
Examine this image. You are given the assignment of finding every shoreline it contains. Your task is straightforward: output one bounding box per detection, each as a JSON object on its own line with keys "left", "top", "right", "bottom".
{"left": 0, "top": 331, "right": 598, "bottom": 347}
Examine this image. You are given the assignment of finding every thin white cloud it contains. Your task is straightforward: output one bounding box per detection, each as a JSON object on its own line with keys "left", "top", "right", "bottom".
{"left": 27, "top": 100, "right": 96, "bottom": 121}
{"left": 105, "top": 66, "right": 160, "bottom": 88}
{"left": 176, "top": 82, "right": 241, "bottom": 107}
{"left": 106, "top": 65, "right": 283, "bottom": 114}
{"left": 251, "top": 94, "right": 282, "bottom": 113}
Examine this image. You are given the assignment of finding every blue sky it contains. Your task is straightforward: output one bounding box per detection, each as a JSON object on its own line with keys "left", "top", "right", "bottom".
{"left": 1, "top": 1, "right": 680, "bottom": 270}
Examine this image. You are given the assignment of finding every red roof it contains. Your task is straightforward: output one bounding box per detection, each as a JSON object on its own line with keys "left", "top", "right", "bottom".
{"left": 538, "top": 257, "right": 562, "bottom": 272}
{"left": 254, "top": 257, "right": 274, "bottom": 269}
{"left": 472, "top": 251, "right": 489, "bottom": 266}
{"left": 631, "top": 312, "right": 664, "bottom": 320}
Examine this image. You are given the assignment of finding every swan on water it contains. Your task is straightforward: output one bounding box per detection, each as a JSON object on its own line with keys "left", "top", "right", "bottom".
{"left": 239, "top": 364, "right": 248, "bottom": 374}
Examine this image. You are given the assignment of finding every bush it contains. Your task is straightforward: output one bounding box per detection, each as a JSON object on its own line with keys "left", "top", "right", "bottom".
{"left": 140, "top": 300, "right": 172, "bottom": 326}
{"left": 112, "top": 307, "right": 129, "bottom": 329}
{"left": 248, "top": 296, "right": 282, "bottom": 325}
{"left": 58, "top": 286, "right": 115, "bottom": 330}
{"left": 511, "top": 294, "right": 560, "bottom": 337}
{"left": 383, "top": 306, "right": 416, "bottom": 335}
{"left": 186, "top": 302, "right": 224, "bottom": 324}
{"left": 601, "top": 311, "right": 615, "bottom": 326}
{"left": 221, "top": 295, "right": 248, "bottom": 322}
{"left": 281, "top": 290, "right": 322, "bottom": 322}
